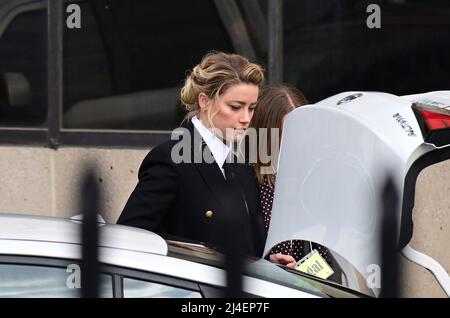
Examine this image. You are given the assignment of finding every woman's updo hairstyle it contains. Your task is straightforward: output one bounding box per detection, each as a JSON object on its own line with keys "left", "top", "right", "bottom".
{"left": 180, "top": 51, "right": 265, "bottom": 120}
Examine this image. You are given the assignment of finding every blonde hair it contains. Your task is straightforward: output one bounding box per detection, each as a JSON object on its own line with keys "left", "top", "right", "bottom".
{"left": 180, "top": 51, "right": 265, "bottom": 121}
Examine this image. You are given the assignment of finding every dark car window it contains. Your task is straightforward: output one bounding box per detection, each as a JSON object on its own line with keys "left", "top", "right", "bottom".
{"left": 0, "top": 6, "right": 47, "bottom": 127}
{"left": 62, "top": 0, "right": 266, "bottom": 131}
{"left": 122, "top": 276, "right": 202, "bottom": 298}
{"left": 166, "top": 240, "right": 362, "bottom": 297}
{"left": 0, "top": 263, "right": 113, "bottom": 298}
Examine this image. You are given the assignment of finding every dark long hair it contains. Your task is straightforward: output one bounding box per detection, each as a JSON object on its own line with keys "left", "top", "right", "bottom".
{"left": 250, "top": 84, "right": 308, "bottom": 186}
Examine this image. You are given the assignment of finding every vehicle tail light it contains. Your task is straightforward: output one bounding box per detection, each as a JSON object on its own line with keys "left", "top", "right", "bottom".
{"left": 412, "top": 103, "right": 450, "bottom": 147}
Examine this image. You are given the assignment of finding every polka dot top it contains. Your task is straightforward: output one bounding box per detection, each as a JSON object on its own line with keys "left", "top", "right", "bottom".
{"left": 259, "top": 176, "right": 331, "bottom": 263}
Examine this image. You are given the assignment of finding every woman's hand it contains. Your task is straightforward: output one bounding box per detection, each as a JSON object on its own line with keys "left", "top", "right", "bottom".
{"left": 269, "top": 253, "right": 296, "bottom": 268}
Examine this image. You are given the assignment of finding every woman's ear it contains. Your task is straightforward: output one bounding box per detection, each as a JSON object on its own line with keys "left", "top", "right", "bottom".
{"left": 198, "top": 93, "right": 209, "bottom": 112}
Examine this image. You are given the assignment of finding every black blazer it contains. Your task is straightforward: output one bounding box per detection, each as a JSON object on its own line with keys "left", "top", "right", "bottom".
{"left": 117, "top": 124, "right": 266, "bottom": 257}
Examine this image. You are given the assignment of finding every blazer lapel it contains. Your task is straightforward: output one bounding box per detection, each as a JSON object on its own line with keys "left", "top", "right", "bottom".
{"left": 186, "top": 123, "right": 232, "bottom": 210}
{"left": 185, "top": 122, "right": 262, "bottom": 255}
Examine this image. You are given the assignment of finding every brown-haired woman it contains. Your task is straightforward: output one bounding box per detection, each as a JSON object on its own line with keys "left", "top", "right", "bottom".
{"left": 117, "top": 51, "right": 268, "bottom": 257}
{"left": 251, "top": 84, "right": 332, "bottom": 264}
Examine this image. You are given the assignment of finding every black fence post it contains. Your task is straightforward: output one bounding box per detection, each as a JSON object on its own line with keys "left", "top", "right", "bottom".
{"left": 80, "top": 167, "right": 100, "bottom": 298}
{"left": 380, "top": 177, "right": 400, "bottom": 298}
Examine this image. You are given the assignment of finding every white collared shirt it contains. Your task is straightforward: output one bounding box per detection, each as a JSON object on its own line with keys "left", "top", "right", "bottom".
{"left": 192, "top": 116, "right": 230, "bottom": 178}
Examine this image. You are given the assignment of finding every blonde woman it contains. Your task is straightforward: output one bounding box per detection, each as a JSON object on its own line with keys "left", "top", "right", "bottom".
{"left": 118, "top": 52, "right": 290, "bottom": 261}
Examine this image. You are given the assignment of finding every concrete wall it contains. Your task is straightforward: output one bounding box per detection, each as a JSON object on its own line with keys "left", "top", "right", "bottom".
{"left": 399, "top": 160, "right": 450, "bottom": 298}
{"left": 0, "top": 145, "right": 449, "bottom": 297}
{"left": 0, "top": 146, "right": 148, "bottom": 223}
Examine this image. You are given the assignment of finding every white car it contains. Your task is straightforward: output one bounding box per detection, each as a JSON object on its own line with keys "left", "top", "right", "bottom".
{"left": 265, "top": 90, "right": 450, "bottom": 297}
{"left": 0, "top": 213, "right": 363, "bottom": 298}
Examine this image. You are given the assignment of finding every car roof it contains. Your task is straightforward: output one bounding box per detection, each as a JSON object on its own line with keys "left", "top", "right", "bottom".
{"left": 0, "top": 213, "right": 366, "bottom": 298}
{"left": 0, "top": 213, "right": 168, "bottom": 255}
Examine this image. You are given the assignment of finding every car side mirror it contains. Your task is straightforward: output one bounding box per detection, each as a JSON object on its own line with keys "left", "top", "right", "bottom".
{"left": 0, "top": 72, "right": 31, "bottom": 107}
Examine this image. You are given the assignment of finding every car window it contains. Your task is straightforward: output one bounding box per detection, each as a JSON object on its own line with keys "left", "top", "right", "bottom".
{"left": 0, "top": 5, "right": 47, "bottom": 127}
{"left": 0, "top": 264, "right": 113, "bottom": 298}
{"left": 166, "top": 240, "right": 366, "bottom": 298}
{"left": 123, "top": 277, "right": 202, "bottom": 298}
{"left": 246, "top": 258, "right": 365, "bottom": 298}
